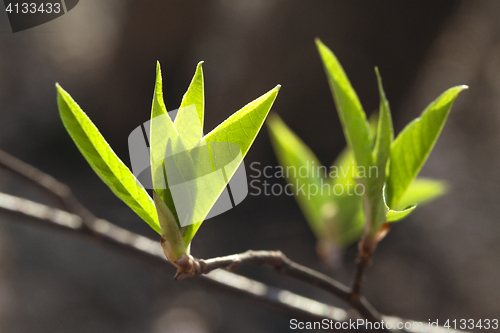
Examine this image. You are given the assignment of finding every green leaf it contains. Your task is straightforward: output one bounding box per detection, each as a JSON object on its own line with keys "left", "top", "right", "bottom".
{"left": 386, "top": 85, "right": 467, "bottom": 208}
{"left": 368, "top": 68, "right": 394, "bottom": 232}
{"left": 386, "top": 205, "right": 417, "bottom": 222}
{"left": 57, "top": 84, "right": 161, "bottom": 234}
{"left": 268, "top": 115, "right": 366, "bottom": 248}
{"left": 163, "top": 139, "right": 198, "bottom": 234}
{"left": 267, "top": 113, "right": 329, "bottom": 238}
{"left": 150, "top": 63, "right": 207, "bottom": 248}
{"left": 204, "top": 85, "right": 281, "bottom": 157}
{"left": 174, "top": 61, "right": 205, "bottom": 150}
{"left": 382, "top": 185, "right": 416, "bottom": 222}
{"left": 373, "top": 67, "right": 394, "bottom": 160}
{"left": 328, "top": 148, "right": 364, "bottom": 247}
{"left": 149, "top": 62, "right": 182, "bottom": 224}
{"left": 180, "top": 85, "right": 281, "bottom": 245}
{"left": 386, "top": 178, "right": 446, "bottom": 223}
{"left": 396, "top": 178, "right": 447, "bottom": 210}
{"left": 316, "top": 39, "right": 373, "bottom": 170}
{"left": 153, "top": 191, "right": 186, "bottom": 261}
{"left": 324, "top": 110, "right": 379, "bottom": 245}
{"left": 368, "top": 111, "right": 379, "bottom": 147}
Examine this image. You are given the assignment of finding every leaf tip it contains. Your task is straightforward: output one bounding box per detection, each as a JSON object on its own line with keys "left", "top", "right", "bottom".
{"left": 444, "top": 84, "right": 468, "bottom": 102}
{"left": 55, "top": 84, "right": 69, "bottom": 104}
{"left": 156, "top": 61, "right": 162, "bottom": 75}
{"left": 195, "top": 61, "right": 204, "bottom": 74}
{"left": 55, "top": 82, "right": 64, "bottom": 93}
{"left": 314, "top": 38, "right": 330, "bottom": 56}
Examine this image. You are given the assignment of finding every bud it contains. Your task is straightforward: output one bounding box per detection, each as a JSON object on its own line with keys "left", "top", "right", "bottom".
{"left": 153, "top": 191, "right": 196, "bottom": 277}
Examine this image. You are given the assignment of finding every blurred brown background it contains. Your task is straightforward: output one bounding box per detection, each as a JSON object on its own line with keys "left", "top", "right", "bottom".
{"left": 0, "top": 0, "right": 498, "bottom": 332}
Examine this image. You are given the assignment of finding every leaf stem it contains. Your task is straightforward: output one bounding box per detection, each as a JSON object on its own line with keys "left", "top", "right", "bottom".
{"left": 351, "top": 235, "right": 377, "bottom": 304}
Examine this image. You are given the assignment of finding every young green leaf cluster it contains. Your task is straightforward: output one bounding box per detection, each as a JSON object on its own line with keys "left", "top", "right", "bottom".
{"left": 57, "top": 41, "right": 465, "bottom": 277}
{"left": 57, "top": 61, "right": 279, "bottom": 275}
{"left": 268, "top": 39, "right": 465, "bottom": 253}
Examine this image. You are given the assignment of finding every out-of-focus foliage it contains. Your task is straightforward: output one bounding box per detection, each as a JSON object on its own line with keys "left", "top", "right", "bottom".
{"left": 268, "top": 39, "right": 465, "bottom": 254}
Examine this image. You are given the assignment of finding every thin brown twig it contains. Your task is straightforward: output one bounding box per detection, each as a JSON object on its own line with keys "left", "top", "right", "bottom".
{"left": 0, "top": 150, "right": 95, "bottom": 223}
{"left": 0, "top": 191, "right": 351, "bottom": 325}
{"left": 0, "top": 149, "right": 356, "bottom": 325}
{"left": 0, "top": 150, "right": 389, "bottom": 328}
{"left": 192, "top": 250, "right": 384, "bottom": 326}
{"left": 0, "top": 149, "right": 467, "bottom": 332}
{"left": 0, "top": 191, "right": 467, "bottom": 333}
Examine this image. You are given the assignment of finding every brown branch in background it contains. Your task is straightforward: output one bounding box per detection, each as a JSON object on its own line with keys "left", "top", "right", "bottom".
{"left": 0, "top": 150, "right": 467, "bottom": 333}
{"left": 0, "top": 150, "right": 95, "bottom": 223}
{"left": 0, "top": 149, "right": 356, "bottom": 326}
{"left": 0, "top": 192, "right": 468, "bottom": 333}
{"left": 0, "top": 191, "right": 349, "bottom": 325}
